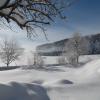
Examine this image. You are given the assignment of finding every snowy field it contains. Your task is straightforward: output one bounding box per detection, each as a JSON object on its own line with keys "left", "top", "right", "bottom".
{"left": 0, "top": 55, "right": 100, "bottom": 100}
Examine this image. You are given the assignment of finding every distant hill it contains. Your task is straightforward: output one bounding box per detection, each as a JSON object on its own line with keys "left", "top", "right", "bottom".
{"left": 36, "top": 33, "right": 100, "bottom": 56}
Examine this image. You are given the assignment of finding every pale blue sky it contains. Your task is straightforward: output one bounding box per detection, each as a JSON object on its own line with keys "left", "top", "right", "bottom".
{"left": 0, "top": 0, "right": 100, "bottom": 51}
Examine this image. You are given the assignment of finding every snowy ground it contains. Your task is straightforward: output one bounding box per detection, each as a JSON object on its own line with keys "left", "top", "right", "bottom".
{"left": 0, "top": 55, "right": 100, "bottom": 100}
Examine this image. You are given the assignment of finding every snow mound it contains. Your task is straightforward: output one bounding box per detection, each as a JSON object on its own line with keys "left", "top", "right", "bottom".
{"left": 43, "top": 79, "right": 73, "bottom": 87}
{"left": 32, "top": 80, "right": 44, "bottom": 85}
{"left": 82, "top": 59, "right": 100, "bottom": 74}
{"left": 77, "top": 59, "right": 100, "bottom": 81}
{"left": 57, "top": 79, "right": 73, "bottom": 85}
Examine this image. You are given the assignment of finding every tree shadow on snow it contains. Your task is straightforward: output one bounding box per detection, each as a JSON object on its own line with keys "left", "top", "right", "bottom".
{"left": 33, "top": 66, "right": 65, "bottom": 72}
{"left": 63, "top": 63, "right": 87, "bottom": 68}
{"left": 0, "top": 82, "right": 50, "bottom": 100}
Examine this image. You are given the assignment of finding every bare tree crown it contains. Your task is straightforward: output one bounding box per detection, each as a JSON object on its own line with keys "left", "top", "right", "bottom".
{"left": 64, "top": 33, "right": 90, "bottom": 64}
{"left": 0, "top": 0, "right": 74, "bottom": 38}
{"left": 0, "top": 38, "right": 24, "bottom": 67}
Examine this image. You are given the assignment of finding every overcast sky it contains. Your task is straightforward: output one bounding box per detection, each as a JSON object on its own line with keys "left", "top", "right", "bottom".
{"left": 0, "top": 0, "right": 100, "bottom": 52}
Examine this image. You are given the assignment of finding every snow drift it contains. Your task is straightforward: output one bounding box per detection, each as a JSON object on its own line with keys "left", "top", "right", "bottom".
{"left": 0, "top": 55, "right": 100, "bottom": 100}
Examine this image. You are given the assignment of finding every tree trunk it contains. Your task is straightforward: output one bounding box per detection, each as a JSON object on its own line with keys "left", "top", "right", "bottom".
{"left": 7, "top": 63, "right": 9, "bottom": 67}
{"left": 76, "top": 56, "right": 79, "bottom": 64}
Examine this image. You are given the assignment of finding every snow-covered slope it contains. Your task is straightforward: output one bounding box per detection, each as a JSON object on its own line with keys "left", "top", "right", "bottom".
{"left": 0, "top": 55, "right": 100, "bottom": 100}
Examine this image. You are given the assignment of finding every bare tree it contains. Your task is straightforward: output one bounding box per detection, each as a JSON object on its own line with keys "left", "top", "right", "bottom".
{"left": 0, "top": 0, "right": 74, "bottom": 38}
{"left": 37, "top": 55, "right": 44, "bottom": 67}
{"left": 33, "top": 52, "right": 38, "bottom": 65}
{"left": 0, "top": 38, "right": 24, "bottom": 67}
{"left": 33, "top": 52, "right": 44, "bottom": 67}
{"left": 64, "top": 33, "right": 90, "bottom": 64}
{"left": 57, "top": 56, "right": 66, "bottom": 65}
